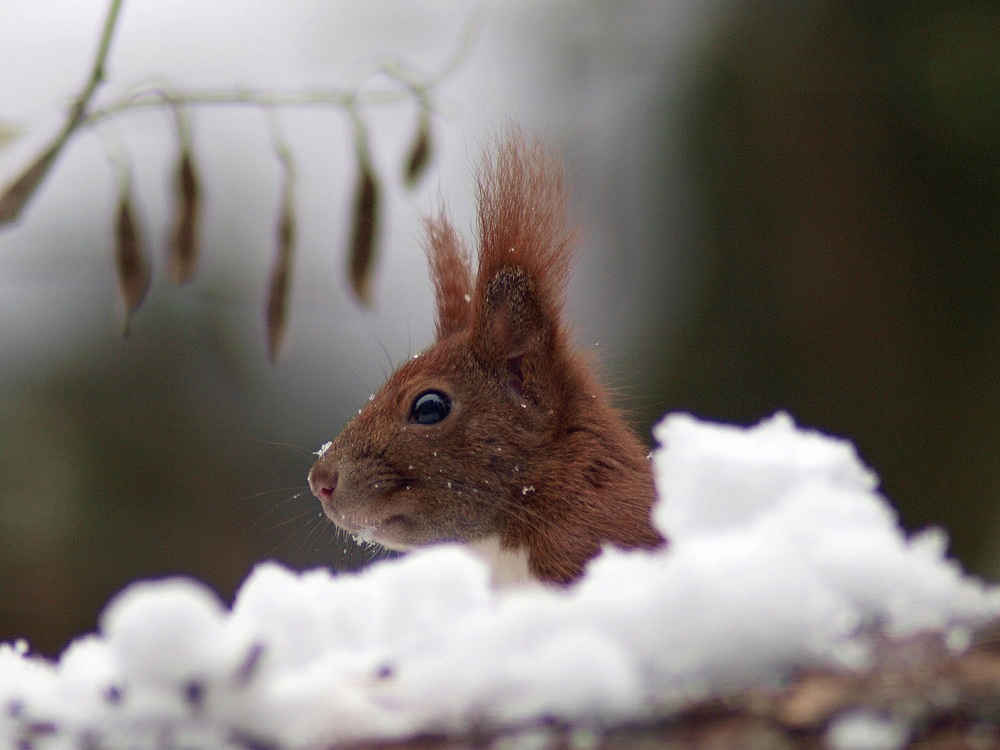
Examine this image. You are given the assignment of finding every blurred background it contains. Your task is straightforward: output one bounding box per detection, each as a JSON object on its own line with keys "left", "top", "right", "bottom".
{"left": 1, "top": 0, "right": 997, "bottom": 656}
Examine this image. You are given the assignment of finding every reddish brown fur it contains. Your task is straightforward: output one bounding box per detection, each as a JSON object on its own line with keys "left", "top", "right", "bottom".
{"left": 308, "top": 130, "right": 664, "bottom": 584}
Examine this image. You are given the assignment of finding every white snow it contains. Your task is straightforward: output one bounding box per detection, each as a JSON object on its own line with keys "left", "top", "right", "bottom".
{"left": 2, "top": 412, "right": 998, "bottom": 749}
{"left": 826, "top": 711, "right": 910, "bottom": 750}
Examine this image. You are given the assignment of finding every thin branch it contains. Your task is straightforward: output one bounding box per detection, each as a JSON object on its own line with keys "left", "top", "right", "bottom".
{"left": 84, "top": 85, "right": 389, "bottom": 124}
{"left": 0, "top": 0, "right": 125, "bottom": 225}
{"left": 69, "top": 0, "right": 126, "bottom": 127}
{"left": 2, "top": 6, "right": 473, "bottom": 227}
{"left": 81, "top": 12, "right": 479, "bottom": 128}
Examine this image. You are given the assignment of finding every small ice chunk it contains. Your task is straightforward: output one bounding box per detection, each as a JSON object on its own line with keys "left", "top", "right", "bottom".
{"left": 353, "top": 526, "right": 377, "bottom": 546}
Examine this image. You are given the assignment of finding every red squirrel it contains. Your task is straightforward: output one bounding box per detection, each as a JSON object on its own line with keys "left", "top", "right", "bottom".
{"left": 307, "top": 130, "right": 664, "bottom": 584}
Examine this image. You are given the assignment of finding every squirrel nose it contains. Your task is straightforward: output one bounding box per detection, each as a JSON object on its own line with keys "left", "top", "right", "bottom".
{"left": 308, "top": 463, "right": 339, "bottom": 502}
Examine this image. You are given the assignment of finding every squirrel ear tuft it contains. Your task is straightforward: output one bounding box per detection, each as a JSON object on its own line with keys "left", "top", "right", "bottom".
{"left": 425, "top": 216, "right": 473, "bottom": 339}
{"left": 469, "top": 129, "right": 576, "bottom": 396}
{"left": 474, "top": 130, "right": 575, "bottom": 322}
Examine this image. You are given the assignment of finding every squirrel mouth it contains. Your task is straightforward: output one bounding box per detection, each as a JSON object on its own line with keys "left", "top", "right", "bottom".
{"left": 325, "top": 508, "right": 413, "bottom": 550}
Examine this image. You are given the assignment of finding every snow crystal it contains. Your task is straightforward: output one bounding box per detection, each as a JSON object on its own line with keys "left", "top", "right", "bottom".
{"left": 1, "top": 412, "right": 997, "bottom": 749}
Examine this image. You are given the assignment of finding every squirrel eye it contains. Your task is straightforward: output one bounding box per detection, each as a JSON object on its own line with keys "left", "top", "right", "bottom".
{"left": 410, "top": 390, "right": 451, "bottom": 425}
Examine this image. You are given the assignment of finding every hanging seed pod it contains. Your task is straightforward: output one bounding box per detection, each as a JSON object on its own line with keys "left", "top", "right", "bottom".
{"left": 266, "top": 187, "right": 295, "bottom": 362}
{"left": 403, "top": 112, "right": 433, "bottom": 188}
{"left": 167, "top": 148, "right": 201, "bottom": 284}
{"left": 114, "top": 189, "right": 151, "bottom": 333}
{"left": 348, "top": 158, "right": 380, "bottom": 306}
{"left": 0, "top": 139, "right": 64, "bottom": 225}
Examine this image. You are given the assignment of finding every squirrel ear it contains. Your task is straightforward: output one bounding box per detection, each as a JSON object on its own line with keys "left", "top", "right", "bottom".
{"left": 481, "top": 266, "right": 546, "bottom": 397}
{"left": 471, "top": 130, "right": 576, "bottom": 397}
{"left": 425, "top": 216, "right": 473, "bottom": 339}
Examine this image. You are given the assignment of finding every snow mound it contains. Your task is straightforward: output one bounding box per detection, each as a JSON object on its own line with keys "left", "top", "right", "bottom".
{"left": 2, "top": 413, "right": 998, "bottom": 749}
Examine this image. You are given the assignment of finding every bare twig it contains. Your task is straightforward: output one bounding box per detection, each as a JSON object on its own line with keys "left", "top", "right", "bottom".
{"left": 70, "top": 0, "right": 126, "bottom": 126}
{"left": 1, "top": 6, "right": 473, "bottom": 228}
{"left": 0, "top": 3, "right": 476, "bottom": 350}
{"left": 79, "top": 15, "right": 479, "bottom": 128}
{"left": 0, "top": 0, "right": 125, "bottom": 225}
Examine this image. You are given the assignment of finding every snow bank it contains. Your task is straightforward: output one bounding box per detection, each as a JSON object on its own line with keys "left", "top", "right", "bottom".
{"left": 2, "top": 413, "right": 998, "bottom": 749}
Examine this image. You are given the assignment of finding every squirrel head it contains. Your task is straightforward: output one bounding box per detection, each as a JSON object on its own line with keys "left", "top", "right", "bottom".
{"left": 308, "top": 130, "right": 662, "bottom": 583}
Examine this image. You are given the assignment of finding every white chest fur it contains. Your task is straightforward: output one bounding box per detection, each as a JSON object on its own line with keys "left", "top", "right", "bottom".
{"left": 467, "top": 536, "right": 534, "bottom": 588}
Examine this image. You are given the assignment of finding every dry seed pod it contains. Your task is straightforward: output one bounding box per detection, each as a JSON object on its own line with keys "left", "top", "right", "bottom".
{"left": 114, "top": 190, "right": 151, "bottom": 331}
{"left": 266, "top": 194, "right": 295, "bottom": 361}
{"left": 168, "top": 148, "right": 201, "bottom": 284}
{"left": 0, "top": 140, "right": 63, "bottom": 225}
{"left": 348, "top": 159, "right": 380, "bottom": 305}
{"left": 404, "top": 113, "right": 433, "bottom": 188}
